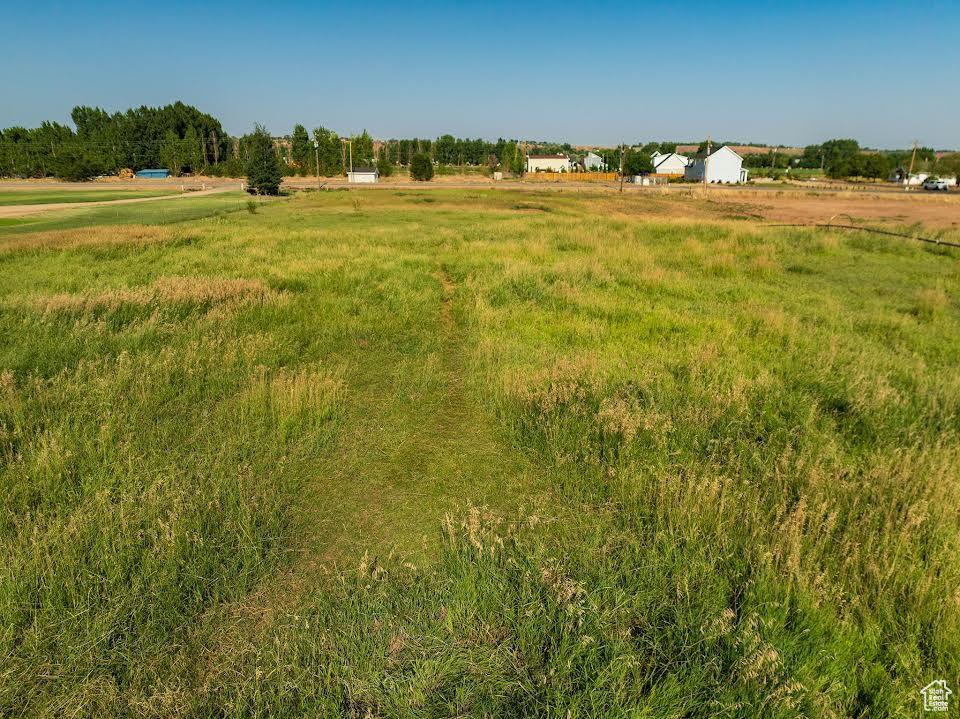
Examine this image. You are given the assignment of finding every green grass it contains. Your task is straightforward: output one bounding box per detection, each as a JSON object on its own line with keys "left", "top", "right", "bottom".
{"left": 0, "top": 191, "right": 255, "bottom": 235}
{"left": 1, "top": 189, "right": 958, "bottom": 716}
{"left": 0, "top": 189, "right": 178, "bottom": 206}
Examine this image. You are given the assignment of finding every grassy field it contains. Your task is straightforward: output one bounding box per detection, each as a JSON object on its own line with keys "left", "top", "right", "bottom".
{"left": 1, "top": 189, "right": 958, "bottom": 716}
{"left": 0, "top": 191, "right": 255, "bottom": 235}
{"left": 746, "top": 168, "right": 823, "bottom": 180}
{"left": 0, "top": 189, "right": 178, "bottom": 206}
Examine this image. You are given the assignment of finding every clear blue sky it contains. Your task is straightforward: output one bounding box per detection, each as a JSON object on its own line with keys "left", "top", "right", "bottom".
{"left": 3, "top": 1, "right": 958, "bottom": 149}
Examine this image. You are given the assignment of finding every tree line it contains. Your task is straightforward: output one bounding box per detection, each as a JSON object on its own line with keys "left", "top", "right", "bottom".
{"left": 0, "top": 101, "right": 537, "bottom": 180}
{"left": 287, "top": 128, "right": 530, "bottom": 177}
{"left": 744, "top": 139, "right": 960, "bottom": 180}
{"left": 0, "top": 103, "right": 231, "bottom": 180}
{"left": 3, "top": 103, "right": 957, "bottom": 182}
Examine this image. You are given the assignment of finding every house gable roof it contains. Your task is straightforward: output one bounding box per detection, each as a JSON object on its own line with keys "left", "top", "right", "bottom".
{"left": 652, "top": 152, "right": 688, "bottom": 168}
{"left": 690, "top": 145, "right": 743, "bottom": 161}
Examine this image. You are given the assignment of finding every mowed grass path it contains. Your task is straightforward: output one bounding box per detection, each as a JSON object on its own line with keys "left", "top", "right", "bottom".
{"left": 0, "top": 190, "right": 252, "bottom": 235}
{"left": 0, "top": 189, "right": 178, "bottom": 206}
{"left": 1, "top": 189, "right": 959, "bottom": 716}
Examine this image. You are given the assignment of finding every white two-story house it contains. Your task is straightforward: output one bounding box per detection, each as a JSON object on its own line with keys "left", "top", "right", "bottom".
{"left": 684, "top": 145, "right": 748, "bottom": 184}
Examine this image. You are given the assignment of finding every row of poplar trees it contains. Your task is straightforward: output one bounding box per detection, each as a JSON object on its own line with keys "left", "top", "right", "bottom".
{"left": 287, "top": 125, "right": 529, "bottom": 176}
{"left": 0, "top": 102, "right": 231, "bottom": 180}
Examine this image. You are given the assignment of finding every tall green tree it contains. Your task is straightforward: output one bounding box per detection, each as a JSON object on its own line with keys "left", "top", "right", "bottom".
{"left": 799, "top": 144, "right": 825, "bottom": 169}
{"left": 498, "top": 140, "right": 524, "bottom": 174}
{"left": 936, "top": 153, "right": 960, "bottom": 180}
{"left": 623, "top": 149, "right": 653, "bottom": 176}
{"left": 291, "top": 124, "right": 311, "bottom": 174}
{"left": 351, "top": 130, "right": 375, "bottom": 167}
{"left": 820, "top": 139, "right": 860, "bottom": 171}
{"left": 434, "top": 134, "right": 456, "bottom": 164}
{"left": 183, "top": 125, "right": 204, "bottom": 173}
{"left": 312, "top": 127, "right": 343, "bottom": 176}
{"left": 160, "top": 130, "right": 183, "bottom": 176}
{"left": 245, "top": 124, "right": 282, "bottom": 195}
{"left": 859, "top": 153, "right": 891, "bottom": 179}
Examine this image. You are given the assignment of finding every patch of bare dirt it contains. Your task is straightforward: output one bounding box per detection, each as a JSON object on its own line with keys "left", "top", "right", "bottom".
{"left": 689, "top": 187, "right": 960, "bottom": 231}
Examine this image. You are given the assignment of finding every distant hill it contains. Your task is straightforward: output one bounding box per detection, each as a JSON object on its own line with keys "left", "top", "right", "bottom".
{"left": 573, "top": 144, "right": 804, "bottom": 156}
{"left": 674, "top": 144, "right": 803, "bottom": 156}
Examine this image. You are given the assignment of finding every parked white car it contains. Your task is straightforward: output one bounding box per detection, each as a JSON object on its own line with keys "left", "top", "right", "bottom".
{"left": 923, "top": 179, "right": 950, "bottom": 191}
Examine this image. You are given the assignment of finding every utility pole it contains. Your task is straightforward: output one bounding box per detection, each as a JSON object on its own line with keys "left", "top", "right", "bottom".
{"left": 906, "top": 139, "right": 918, "bottom": 191}
{"left": 314, "top": 140, "right": 321, "bottom": 191}
{"left": 703, "top": 136, "right": 712, "bottom": 190}
{"left": 349, "top": 140, "right": 353, "bottom": 174}
{"left": 619, "top": 143, "right": 625, "bottom": 193}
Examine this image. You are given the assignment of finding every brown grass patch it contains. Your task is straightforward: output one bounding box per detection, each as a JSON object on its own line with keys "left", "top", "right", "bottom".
{"left": 245, "top": 365, "right": 344, "bottom": 419}
{"left": 705, "top": 253, "right": 736, "bottom": 276}
{"left": 913, "top": 287, "right": 949, "bottom": 321}
{"left": 34, "top": 276, "right": 279, "bottom": 316}
{"left": 748, "top": 249, "right": 780, "bottom": 275}
{"left": 0, "top": 225, "right": 173, "bottom": 254}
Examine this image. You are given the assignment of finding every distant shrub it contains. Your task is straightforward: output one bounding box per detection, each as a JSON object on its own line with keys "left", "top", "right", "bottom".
{"left": 410, "top": 153, "right": 434, "bottom": 181}
{"left": 377, "top": 157, "right": 395, "bottom": 178}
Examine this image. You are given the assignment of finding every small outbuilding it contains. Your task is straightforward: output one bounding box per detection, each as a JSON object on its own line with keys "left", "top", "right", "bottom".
{"left": 135, "top": 168, "right": 170, "bottom": 179}
{"left": 632, "top": 175, "right": 668, "bottom": 186}
{"left": 348, "top": 167, "right": 379, "bottom": 184}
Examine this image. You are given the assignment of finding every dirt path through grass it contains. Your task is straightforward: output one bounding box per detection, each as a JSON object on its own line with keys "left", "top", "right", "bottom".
{"left": 206, "top": 264, "right": 539, "bottom": 647}
{"left": 303, "top": 268, "right": 535, "bottom": 563}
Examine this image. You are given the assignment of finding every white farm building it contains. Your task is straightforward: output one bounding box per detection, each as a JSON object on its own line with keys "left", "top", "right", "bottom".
{"left": 526, "top": 154, "right": 571, "bottom": 173}
{"left": 684, "top": 146, "right": 748, "bottom": 184}
{"left": 651, "top": 152, "right": 689, "bottom": 176}
{"left": 348, "top": 167, "right": 379, "bottom": 183}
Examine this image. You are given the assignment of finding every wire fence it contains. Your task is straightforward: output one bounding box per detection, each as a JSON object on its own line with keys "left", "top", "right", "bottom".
{"left": 525, "top": 172, "right": 619, "bottom": 182}
{"left": 766, "top": 223, "right": 960, "bottom": 249}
